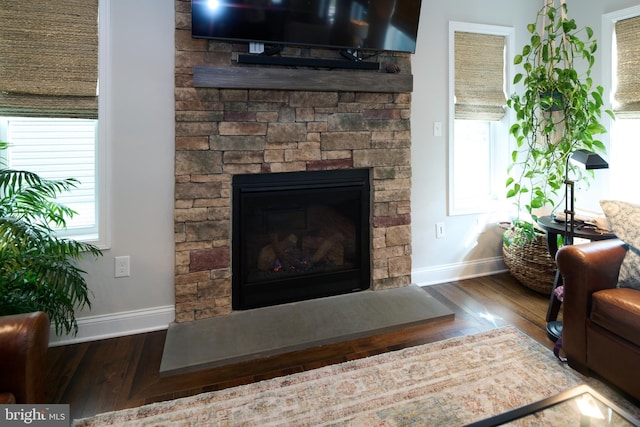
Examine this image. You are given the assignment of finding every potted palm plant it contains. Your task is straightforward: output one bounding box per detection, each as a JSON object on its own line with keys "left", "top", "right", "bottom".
{"left": 0, "top": 142, "right": 102, "bottom": 335}
{"left": 502, "top": 0, "right": 613, "bottom": 293}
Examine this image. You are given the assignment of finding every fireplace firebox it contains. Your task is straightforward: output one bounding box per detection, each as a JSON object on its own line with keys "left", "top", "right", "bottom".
{"left": 232, "top": 169, "right": 371, "bottom": 310}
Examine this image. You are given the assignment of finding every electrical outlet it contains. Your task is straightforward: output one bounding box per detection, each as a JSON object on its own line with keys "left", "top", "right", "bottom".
{"left": 249, "top": 42, "right": 264, "bottom": 54}
{"left": 436, "top": 222, "right": 445, "bottom": 239}
{"left": 115, "top": 256, "right": 130, "bottom": 278}
{"left": 433, "top": 121, "right": 442, "bottom": 137}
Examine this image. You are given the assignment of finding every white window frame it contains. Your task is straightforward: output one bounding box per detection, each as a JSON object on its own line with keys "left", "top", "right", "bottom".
{"left": 0, "top": 1, "right": 111, "bottom": 249}
{"left": 602, "top": 5, "right": 640, "bottom": 206}
{"left": 447, "top": 22, "right": 515, "bottom": 216}
{"left": 95, "top": 0, "right": 112, "bottom": 250}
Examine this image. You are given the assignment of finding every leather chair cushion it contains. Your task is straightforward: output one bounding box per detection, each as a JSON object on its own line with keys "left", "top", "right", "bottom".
{"left": 590, "top": 288, "right": 640, "bottom": 347}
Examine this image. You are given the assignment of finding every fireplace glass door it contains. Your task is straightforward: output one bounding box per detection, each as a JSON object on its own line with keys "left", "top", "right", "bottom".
{"left": 232, "top": 169, "right": 371, "bottom": 310}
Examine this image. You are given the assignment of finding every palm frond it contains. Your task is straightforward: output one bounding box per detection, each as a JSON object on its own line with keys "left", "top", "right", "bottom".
{"left": 0, "top": 143, "right": 102, "bottom": 336}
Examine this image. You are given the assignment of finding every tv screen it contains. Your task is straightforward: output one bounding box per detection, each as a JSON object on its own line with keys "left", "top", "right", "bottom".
{"left": 191, "top": 0, "right": 422, "bottom": 54}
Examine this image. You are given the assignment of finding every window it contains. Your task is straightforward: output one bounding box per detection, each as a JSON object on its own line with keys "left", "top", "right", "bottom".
{"left": 604, "top": 6, "right": 640, "bottom": 205}
{"left": 448, "top": 22, "right": 514, "bottom": 215}
{"left": 610, "top": 119, "right": 640, "bottom": 204}
{"left": 452, "top": 120, "right": 492, "bottom": 203}
{"left": 0, "top": 118, "right": 98, "bottom": 239}
{"left": 0, "top": 0, "right": 109, "bottom": 247}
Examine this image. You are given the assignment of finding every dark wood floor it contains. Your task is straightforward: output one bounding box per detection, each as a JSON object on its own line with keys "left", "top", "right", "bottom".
{"left": 46, "top": 273, "right": 559, "bottom": 421}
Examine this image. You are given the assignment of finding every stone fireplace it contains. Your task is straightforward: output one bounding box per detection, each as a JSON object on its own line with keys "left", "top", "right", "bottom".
{"left": 174, "top": 0, "right": 413, "bottom": 322}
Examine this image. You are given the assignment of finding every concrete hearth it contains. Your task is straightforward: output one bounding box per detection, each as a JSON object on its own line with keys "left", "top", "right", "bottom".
{"left": 160, "top": 284, "right": 454, "bottom": 375}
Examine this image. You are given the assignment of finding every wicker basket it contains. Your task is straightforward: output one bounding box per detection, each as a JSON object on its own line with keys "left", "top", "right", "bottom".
{"left": 502, "top": 226, "right": 556, "bottom": 295}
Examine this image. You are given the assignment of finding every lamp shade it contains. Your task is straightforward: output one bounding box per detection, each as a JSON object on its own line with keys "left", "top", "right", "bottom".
{"left": 570, "top": 149, "right": 609, "bottom": 170}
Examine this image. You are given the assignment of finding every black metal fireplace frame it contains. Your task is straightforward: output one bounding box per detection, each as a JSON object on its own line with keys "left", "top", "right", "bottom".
{"left": 231, "top": 168, "right": 371, "bottom": 310}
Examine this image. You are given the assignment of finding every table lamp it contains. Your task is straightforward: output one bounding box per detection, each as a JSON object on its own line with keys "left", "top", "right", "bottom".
{"left": 563, "top": 149, "right": 609, "bottom": 244}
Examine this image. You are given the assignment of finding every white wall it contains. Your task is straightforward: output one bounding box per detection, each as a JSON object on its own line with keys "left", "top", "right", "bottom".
{"left": 51, "top": 0, "right": 176, "bottom": 345}
{"left": 54, "top": 0, "right": 640, "bottom": 344}
{"left": 411, "top": 0, "right": 537, "bottom": 285}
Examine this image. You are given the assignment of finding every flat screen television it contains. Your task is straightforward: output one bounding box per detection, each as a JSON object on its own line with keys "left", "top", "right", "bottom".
{"left": 191, "top": 0, "right": 422, "bottom": 54}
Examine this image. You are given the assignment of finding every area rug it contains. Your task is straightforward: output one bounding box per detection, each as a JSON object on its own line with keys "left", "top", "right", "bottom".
{"left": 73, "top": 326, "right": 634, "bottom": 426}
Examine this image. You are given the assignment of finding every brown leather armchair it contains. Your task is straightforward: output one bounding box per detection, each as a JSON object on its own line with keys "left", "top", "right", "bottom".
{"left": 0, "top": 311, "right": 50, "bottom": 404}
{"left": 556, "top": 239, "right": 640, "bottom": 401}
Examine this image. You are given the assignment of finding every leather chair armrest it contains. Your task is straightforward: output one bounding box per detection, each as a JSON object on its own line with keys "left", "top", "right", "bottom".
{"left": 556, "top": 239, "right": 628, "bottom": 372}
{"left": 0, "top": 392, "right": 17, "bottom": 404}
{"left": 0, "top": 312, "right": 50, "bottom": 403}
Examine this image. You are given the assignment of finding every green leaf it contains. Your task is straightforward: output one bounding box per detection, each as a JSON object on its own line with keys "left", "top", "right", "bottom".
{"left": 530, "top": 198, "right": 543, "bottom": 209}
{"left": 531, "top": 34, "right": 541, "bottom": 48}
{"left": 588, "top": 123, "right": 607, "bottom": 135}
{"left": 507, "top": 183, "right": 521, "bottom": 198}
{"left": 586, "top": 26, "right": 593, "bottom": 39}
{"left": 592, "top": 140, "right": 606, "bottom": 151}
{"left": 542, "top": 44, "right": 549, "bottom": 61}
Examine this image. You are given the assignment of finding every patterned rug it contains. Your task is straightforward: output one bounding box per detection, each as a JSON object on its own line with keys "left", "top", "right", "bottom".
{"left": 72, "top": 326, "right": 636, "bottom": 426}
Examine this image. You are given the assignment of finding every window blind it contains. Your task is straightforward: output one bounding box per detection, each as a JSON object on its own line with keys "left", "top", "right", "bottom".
{"left": 0, "top": 0, "right": 98, "bottom": 119}
{"left": 5, "top": 118, "right": 97, "bottom": 232}
{"left": 614, "top": 15, "right": 640, "bottom": 118}
{"left": 454, "top": 32, "right": 506, "bottom": 121}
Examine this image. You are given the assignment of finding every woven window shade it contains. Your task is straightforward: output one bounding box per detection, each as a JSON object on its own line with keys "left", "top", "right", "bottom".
{"left": 455, "top": 32, "right": 506, "bottom": 121}
{"left": 0, "top": 0, "right": 98, "bottom": 119}
{"left": 614, "top": 16, "right": 640, "bottom": 118}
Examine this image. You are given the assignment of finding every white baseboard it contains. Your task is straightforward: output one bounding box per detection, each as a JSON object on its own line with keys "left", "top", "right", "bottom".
{"left": 49, "top": 305, "right": 175, "bottom": 347}
{"left": 412, "top": 256, "right": 507, "bottom": 287}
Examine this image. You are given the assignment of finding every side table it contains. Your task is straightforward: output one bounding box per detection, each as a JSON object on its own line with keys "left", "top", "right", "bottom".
{"left": 536, "top": 215, "right": 616, "bottom": 341}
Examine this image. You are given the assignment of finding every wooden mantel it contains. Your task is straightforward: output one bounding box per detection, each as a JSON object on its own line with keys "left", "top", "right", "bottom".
{"left": 193, "top": 66, "right": 413, "bottom": 93}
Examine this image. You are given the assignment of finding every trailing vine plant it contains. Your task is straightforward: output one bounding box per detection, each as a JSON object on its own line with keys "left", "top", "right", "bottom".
{"left": 505, "top": 0, "right": 613, "bottom": 244}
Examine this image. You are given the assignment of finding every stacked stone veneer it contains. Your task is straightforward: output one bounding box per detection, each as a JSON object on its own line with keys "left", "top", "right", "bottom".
{"left": 174, "top": 0, "right": 413, "bottom": 322}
